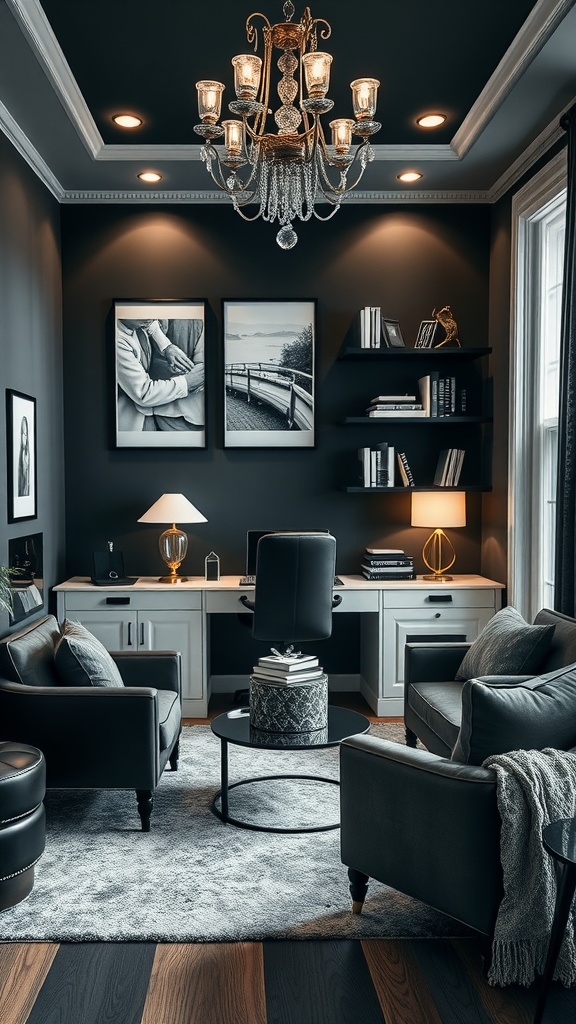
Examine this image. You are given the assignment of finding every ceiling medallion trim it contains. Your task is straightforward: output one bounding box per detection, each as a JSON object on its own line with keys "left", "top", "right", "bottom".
{"left": 453, "top": 0, "right": 573, "bottom": 159}
{"left": 96, "top": 143, "right": 458, "bottom": 164}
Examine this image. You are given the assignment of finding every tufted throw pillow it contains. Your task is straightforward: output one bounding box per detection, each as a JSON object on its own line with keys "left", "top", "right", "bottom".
{"left": 54, "top": 620, "right": 124, "bottom": 688}
{"left": 451, "top": 663, "right": 576, "bottom": 764}
{"left": 455, "top": 606, "right": 555, "bottom": 682}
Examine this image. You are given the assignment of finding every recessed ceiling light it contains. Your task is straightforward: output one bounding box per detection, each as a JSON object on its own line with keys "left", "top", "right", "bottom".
{"left": 416, "top": 113, "right": 447, "bottom": 129}
{"left": 138, "top": 171, "right": 162, "bottom": 183}
{"left": 113, "top": 114, "right": 143, "bottom": 129}
{"left": 397, "top": 171, "right": 422, "bottom": 183}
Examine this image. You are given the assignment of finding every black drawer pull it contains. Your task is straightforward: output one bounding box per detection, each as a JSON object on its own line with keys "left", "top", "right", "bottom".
{"left": 105, "top": 597, "right": 131, "bottom": 605}
{"left": 427, "top": 594, "right": 453, "bottom": 603}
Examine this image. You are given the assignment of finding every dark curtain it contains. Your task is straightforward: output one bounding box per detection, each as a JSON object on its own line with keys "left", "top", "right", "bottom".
{"left": 554, "top": 104, "right": 576, "bottom": 615}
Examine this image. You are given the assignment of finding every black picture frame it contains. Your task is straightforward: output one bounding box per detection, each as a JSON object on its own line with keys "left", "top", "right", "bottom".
{"left": 114, "top": 300, "right": 206, "bottom": 448}
{"left": 6, "top": 389, "right": 37, "bottom": 523}
{"left": 223, "top": 299, "right": 316, "bottom": 448}
{"left": 8, "top": 533, "right": 44, "bottom": 624}
{"left": 382, "top": 318, "right": 406, "bottom": 348}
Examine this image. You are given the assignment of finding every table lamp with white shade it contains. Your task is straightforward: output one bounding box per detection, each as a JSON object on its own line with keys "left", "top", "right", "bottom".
{"left": 410, "top": 491, "right": 466, "bottom": 581}
{"left": 138, "top": 493, "right": 207, "bottom": 584}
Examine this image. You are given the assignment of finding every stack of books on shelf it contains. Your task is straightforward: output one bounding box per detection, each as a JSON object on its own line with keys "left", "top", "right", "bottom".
{"left": 365, "top": 394, "right": 425, "bottom": 417}
{"left": 418, "top": 373, "right": 467, "bottom": 417}
{"left": 358, "top": 442, "right": 395, "bottom": 488}
{"left": 251, "top": 653, "right": 324, "bottom": 687}
{"left": 434, "top": 448, "right": 465, "bottom": 486}
{"left": 361, "top": 549, "right": 415, "bottom": 580}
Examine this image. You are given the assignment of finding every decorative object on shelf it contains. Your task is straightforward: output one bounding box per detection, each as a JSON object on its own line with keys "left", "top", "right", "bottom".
{"left": 193, "top": 1, "right": 380, "bottom": 249}
{"left": 414, "top": 320, "right": 441, "bottom": 348}
{"left": 381, "top": 319, "right": 406, "bottom": 348}
{"left": 223, "top": 299, "right": 316, "bottom": 448}
{"left": 411, "top": 491, "right": 466, "bottom": 581}
{"left": 138, "top": 493, "right": 208, "bottom": 583}
{"left": 7, "top": 533, "right": 44, "bottom": 623}
{"left": 6, "top": 389, "right": 37, "bottom": 523}
{"left": 431, "top": 306, "right": 461, "bottom": 348}
{"left": 204, "top": 551, "right": 221, "bottom": 581}
{"left": 114, "top": 300, "right": 206, "bottom": 449}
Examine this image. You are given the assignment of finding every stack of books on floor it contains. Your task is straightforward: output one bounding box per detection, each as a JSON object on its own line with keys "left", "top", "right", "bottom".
{"left": 365, "top": 394, "right": 425, "bottom": 417}
{"left": 361, "top": 549, "right": 415, "bottom": 580}
{"left": 251, "top": 653, "right": 324, "bottom": 686}
{"left": 434, "top": 448, "right": 465, "bottom": 486}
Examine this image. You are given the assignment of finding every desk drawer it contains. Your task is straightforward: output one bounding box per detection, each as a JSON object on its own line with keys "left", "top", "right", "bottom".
{"left": 205, "top": 590, "right": 253, "bottom": 614}
{"left": 62, "top": 591, "right": 202, "bottom": 612}
{"left": 383, "top": 588, "right": 497, "bottom": 610}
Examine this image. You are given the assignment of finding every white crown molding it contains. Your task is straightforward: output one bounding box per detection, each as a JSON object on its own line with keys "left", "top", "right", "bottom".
{"left": 96, "top": 142, "right": 457, "bottom": 163}
{"left": 487, "top": 95, "right": 572, "bottom": 202}
{"left": 0, "top": 99, "right": 64, "bottom": 199}
{"left": 60, "top": 187, "right": 490, "bottom": 205}
{"left": 5, "top": 0, "right": 103, "bottom": 158}
{"left": 452, "top": 0, "right": 574, "bottom": 159}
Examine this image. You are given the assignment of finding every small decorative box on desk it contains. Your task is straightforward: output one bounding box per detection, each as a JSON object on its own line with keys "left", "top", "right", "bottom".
{"left": 249, "top": 652, "right": 328, "bottom": 734}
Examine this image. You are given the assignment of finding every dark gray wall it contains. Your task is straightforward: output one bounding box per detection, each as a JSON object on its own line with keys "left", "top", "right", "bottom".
{"left": 61, "top": 201, "right": 493, "bottom": 581}
{"left": 0, "top": 132, "right": 65, "bottom": 631}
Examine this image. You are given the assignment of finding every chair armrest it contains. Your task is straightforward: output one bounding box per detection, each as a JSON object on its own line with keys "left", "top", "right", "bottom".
{"left": 404, "top": 641, "right": 471, "bottom": 684}
{"left": 111, "top": 651, "right": 182, "bottom": 695}
{"left": 339, "top": 734, "right": 502, "bottom": 936}
{"left": 0, "top": 682, "right": 163, "bottom": 787}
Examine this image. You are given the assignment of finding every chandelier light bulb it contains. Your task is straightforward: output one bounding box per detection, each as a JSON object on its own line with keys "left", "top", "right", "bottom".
{"left": 351, "top": 78, "right": 379, "bottom": 121}
{"left": 232, "top": 54, "right": 263, "bottom": 100}
{"left": 222, "top": 119, "right": 244, "bottom": 156}
{"left": 196, "top": 80, "right": 225, "bottom": 124}
{"left": 329, "top": 118, "right": 354, "bottom": 154}
{"left": 302, "top": 52, "right": 332, "bottom": 99}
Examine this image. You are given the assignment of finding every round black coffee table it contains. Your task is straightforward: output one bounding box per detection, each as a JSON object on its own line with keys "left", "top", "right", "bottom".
{"left": 534, "top": 817, "right": 576, "bottom": 1024}
{"left": 210, "top": 706, "right": 370, "bottom": 833}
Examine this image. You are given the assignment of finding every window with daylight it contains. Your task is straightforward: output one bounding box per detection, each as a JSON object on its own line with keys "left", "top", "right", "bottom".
{"left": 509, "top": 151, "right": 566, "bottom": 620}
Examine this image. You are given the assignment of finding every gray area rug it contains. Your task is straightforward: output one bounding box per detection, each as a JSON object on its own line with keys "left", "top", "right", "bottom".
{"left": 1, "top": 723, "right": 467, "bottom": 942}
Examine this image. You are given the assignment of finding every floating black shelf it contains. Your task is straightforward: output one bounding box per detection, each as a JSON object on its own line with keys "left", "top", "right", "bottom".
{"left": 341, "top": 415, "right": 490, "bottom": 425}
{"left": 345, "top": 485, "right": 490, "bottom": 493}
{"left": 337, "top": 346, "right": 492, "bottom": 360}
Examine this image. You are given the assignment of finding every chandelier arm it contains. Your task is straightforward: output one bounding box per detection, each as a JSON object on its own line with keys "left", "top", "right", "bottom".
{"left": 316, "top": 142, "right": 374, "bottom": 196}
{"left": 312, "top": 203, "right": 342, "bottom": 221}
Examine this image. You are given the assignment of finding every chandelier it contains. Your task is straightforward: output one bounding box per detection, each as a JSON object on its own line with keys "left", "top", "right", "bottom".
{"left": 194, "top": 1, "right": 380, "bottom": 249}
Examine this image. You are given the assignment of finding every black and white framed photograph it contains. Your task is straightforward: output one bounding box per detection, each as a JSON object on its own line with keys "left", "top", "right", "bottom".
{"left": 382, "top": 318, "right": 406, "bottom": 348}
{"left": 8, "top": 533, "right": 44, "bottom": 624}
{"left": 6, "top": 389, "right": 37, "bottom": 523}
{"left": 114, "top": 300, "right": 206, "bottom": 448}
{"left": 223, "top": 299, "right": 316, "bottom": 448}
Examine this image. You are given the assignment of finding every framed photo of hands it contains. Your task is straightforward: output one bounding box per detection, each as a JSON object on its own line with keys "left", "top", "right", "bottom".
{"left": 114, "top": 300, "right": 206, "bottom": 448}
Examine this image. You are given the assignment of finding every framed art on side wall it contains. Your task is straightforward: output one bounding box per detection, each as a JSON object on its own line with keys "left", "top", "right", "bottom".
{"left": 6, "top": 389, "right": 37, "bottom": 523}
{"left": 114, "top": 300, "right": 206, "bottom": 448}
{"left": 223, "top": 299, "right": 316, "bottom": 448}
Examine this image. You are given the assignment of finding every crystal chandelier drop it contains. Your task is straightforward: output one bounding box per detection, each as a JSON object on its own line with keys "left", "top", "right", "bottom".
{"left": 194, "top": 1, "right": 380, "bottom": 249}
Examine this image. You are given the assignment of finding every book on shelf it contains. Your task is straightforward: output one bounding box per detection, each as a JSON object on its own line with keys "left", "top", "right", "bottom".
{"left": 396, "top": 451, "right": 415, "bottom": 487}
{"left": 369, "top": 395, "right": 417, "bottom": 404}
{"left": 363, "top": 553, "right": 413, "bottom": 567}
{"left": 366, "top": 548, "right": 405, "bottom": 554}
{"left": 359, "top": 444, "right": 395, "bottom": 487}
{"left": 362, "top": 561, "right": 414, "bottom": 574}
{"left": 361, "top": 569, "right": 416, "bottom": 580}
{"left": 367, "top": 405, "right": 425, "bottom": 417}
{"left": 417, "top": 372, "right": 440, "bottom": 416}
{"left": 434, "top": 448, "right": 465, "bottom": 486}
{"left": 257, "top": 654, "right": 319, "bottom": 672}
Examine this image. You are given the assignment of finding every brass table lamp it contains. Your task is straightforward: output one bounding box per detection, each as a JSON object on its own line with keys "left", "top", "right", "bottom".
{"left": 411, "top": 491, "right": 466, "bottom": 581}
{"left": 138, "top": 493, "right": 207, "bottom": 583}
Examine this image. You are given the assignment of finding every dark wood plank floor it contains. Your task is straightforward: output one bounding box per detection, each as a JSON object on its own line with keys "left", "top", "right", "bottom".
{"left": 2, "top": 697, "right": 573, "bottom": 1023}
{"left": 0, "top": 939, "right": 574, "bottom": 1023}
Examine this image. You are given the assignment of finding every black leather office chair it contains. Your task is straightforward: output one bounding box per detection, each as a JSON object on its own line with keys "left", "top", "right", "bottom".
{"left": 240, "top": 531, "right": 340, "bottom": 649}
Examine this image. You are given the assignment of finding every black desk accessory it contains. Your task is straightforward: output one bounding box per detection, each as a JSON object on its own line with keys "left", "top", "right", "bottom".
{"left": 91, "top": 542, "right": 137, "bottom": 586}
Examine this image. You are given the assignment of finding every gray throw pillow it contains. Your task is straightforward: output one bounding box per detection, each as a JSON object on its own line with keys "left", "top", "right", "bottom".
{"left": 55, "top": 619, "right": 124, "bottom": 688}
{"left": 451, "top": 663, "right": 576, "bottom": 765}
{"left": 455, "top": 606, "right": 555, "bottom": 681}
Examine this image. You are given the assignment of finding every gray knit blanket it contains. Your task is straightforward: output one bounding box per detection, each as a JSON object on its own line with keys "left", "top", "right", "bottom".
{"left": 483, "top": 747, "right": 576, "bottom": 987}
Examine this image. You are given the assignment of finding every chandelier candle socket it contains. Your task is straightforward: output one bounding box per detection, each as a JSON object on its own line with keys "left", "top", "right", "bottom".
{"left": 138, "top": 493, "right": 208, "bottom": 584}
{"left": 194, "top": 1, "right": 381, "bottom": 248}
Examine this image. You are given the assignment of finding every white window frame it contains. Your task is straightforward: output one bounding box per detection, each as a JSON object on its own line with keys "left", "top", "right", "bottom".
{"left": 508, "top": 149, "right": 566, "bottom": 619}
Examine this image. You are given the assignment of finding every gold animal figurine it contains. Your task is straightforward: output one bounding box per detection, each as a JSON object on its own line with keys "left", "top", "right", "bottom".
{"left": 432, "top": 306, "right": 461, "bottom": 347}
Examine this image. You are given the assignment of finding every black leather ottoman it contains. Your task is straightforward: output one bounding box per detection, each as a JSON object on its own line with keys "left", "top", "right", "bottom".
{"left": 0, "top": 742, "right": 46, "bottom": 910}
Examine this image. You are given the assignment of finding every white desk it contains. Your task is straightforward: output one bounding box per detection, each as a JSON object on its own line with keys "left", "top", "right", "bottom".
{"left": 54, "top": 574, "right": 504, "bottom": 717}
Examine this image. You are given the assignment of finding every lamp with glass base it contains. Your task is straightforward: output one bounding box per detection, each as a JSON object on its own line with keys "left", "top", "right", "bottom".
{"left": 137, "top": 493, "right": 207, "bottom": 584}
{"left": 410, "top": 491, "right": 466, "bottom": 581}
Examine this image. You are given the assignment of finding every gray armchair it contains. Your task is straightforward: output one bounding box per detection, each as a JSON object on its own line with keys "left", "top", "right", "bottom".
{"left": 0, "top": 615, "right": 182, "bottom": 831}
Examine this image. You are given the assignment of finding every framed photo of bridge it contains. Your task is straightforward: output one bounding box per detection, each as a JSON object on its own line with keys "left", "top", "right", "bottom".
{"left": 223, "top": 299, "right": 316, "bottom": 448}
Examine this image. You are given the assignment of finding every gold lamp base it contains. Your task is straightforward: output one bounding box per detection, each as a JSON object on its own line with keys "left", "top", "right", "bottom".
{"left": 158, "top": 574, "right": 189, "bottom": 584}
{"left": 421, "top": 528, "right": 456, "bottom": 581}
